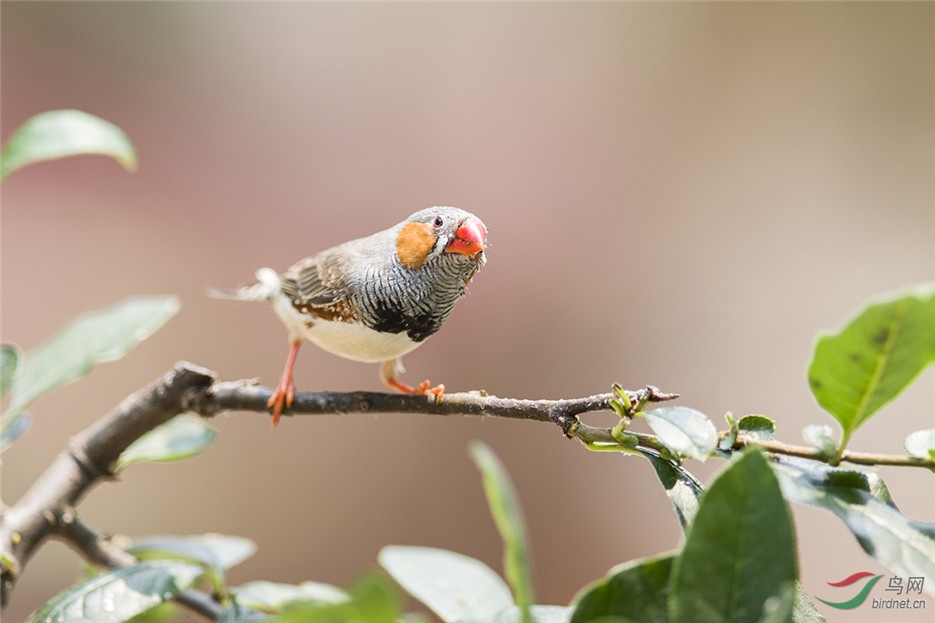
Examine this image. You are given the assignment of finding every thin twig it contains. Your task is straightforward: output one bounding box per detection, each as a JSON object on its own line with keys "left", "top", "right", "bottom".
{"left": 732, "top": 435, "right": 935, "bottom": 470}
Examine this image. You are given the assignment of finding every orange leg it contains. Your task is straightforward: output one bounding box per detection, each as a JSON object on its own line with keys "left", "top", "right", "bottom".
{"left": 268, "top": 339, "right": 302, "bottom": 427}
{"left": 379, "top": 358, "right": 445, "bottom": 397}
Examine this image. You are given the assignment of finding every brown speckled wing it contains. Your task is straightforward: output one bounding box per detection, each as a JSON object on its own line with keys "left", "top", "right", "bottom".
{"left": 280, "top": 250, "right": 350, "bottom": 309}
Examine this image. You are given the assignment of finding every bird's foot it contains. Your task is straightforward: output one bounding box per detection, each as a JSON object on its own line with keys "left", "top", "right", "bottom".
{"left": 386, "top": 376, "right": 445, "bottom": 397}
{"left": 267, "top": 339, "right": 302, "bottom": 428}
{"left": 267, "top": 381, "right": 295, "bottom": 427}
{"left": 413, "top": 380, "right": 446, "bottom": 397}
{"left": 379, "top": 358, "right": 444, "bottom": 398}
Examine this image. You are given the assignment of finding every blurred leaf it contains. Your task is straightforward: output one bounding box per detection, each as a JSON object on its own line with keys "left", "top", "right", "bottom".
{"left": 643, "top": 407, "right": 717, "bottom": 461}
{"left": 571, "top": 554, "right": 674, "bottom": 623}
{"left": 127, "top": 534, "right": 255, "bottom": 575}
{"left": 1, "top": 109, "right": 137, "bottom": 179}
{"left": 272, "top": 573, "right": 399, "bottom": 623}
{"left": 26, "top": 560, "right": 202, "bottom": 623}
{"left": 379, "top": 546, "right": 513, "bottom": 623}
{"left": 670, "top": 449, "right": 797, "bottom": 623}
{"left": 116, "top": 415, "right": 217, "bottom": 472}
{"left": 904, "top": 428, "right": 935, "bottom": 461}
{"left": 232, "top": 581, "right": 348, "bottom": 613}
{"left": 0, "top": 412, "right": 31, "bottom": 453}
{"left": 801, "top": 425, "right": 837, "bottom": 457}
{"left": 492, "top": 605, "right": 573, "bottom": 623}
{"left": 0, "top": 344, "right": 20, "bottom": 400}
{"left": 126, "top": 601, "right": 179, "bottom": 623}
{"left": 773, "top": 456, "right": 935, "bottom": 596}
{"left": 807, "top": 283, "right": 935, "bottom": 447}
{"left": 757, "top": 583, "right": 795, "bottom": 623}
{"left": 470, "top": 442, "right": 535, "bottom": 623}
{"left": 127, "top": 532, "right": 253, "bottom": 594}
{"left": 0, "top": 345, "right": 29, "bottom": 452}
{"left": 216, "top": 601, "right": 271, "bottom": 622}
{"left": 719, "top": 412, "right": 739, "bottom": 451}
{"left": 737, "top": 415, "right": 775, "bottom": 441}
{"left": 638, "top": 449, "right": 703, "bottom": 530}
{"left": 3, "top": 295, "right": 180, "bottom": 423}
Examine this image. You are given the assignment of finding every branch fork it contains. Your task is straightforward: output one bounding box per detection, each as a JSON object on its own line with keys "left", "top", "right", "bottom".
{"left": 1, "top": 361, "right": 675, "bottom": 612}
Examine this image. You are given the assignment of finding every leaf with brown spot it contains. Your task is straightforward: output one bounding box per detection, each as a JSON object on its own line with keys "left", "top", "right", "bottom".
{"left": 808, "top": 283, "right": 935, "bottom": 448}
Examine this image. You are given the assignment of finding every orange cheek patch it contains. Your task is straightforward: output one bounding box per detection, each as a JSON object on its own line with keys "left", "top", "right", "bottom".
{"left": 396, "top": 222, "right": 436, "bottom": 270}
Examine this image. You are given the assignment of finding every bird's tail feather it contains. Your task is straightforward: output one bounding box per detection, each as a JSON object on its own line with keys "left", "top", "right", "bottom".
{"left": 207, "top": 267, "right": 281, "bottom": 302}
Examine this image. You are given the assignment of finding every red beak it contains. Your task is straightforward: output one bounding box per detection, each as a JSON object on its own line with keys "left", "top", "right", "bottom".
{"left": 445, "top": 217, "right": 487, "bottom": 257}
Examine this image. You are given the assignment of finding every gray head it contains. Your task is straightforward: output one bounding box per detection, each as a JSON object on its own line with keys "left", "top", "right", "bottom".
{"left": 394, "top": 206, "right": 487, "bottom": 272}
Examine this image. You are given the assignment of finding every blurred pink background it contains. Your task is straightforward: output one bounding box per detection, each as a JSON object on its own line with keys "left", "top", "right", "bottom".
{"left": 3, "top": 3, "right": 933, "bottom": 622}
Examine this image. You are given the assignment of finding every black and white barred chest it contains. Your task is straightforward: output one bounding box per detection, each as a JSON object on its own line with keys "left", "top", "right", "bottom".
{"left": 354, "top": 258, "right": 472, "bottom": 342}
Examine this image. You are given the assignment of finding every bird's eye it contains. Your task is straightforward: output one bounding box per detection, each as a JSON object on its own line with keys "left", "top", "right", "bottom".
{"left": 432, "top": 215, "right": 445, "bottom": 228}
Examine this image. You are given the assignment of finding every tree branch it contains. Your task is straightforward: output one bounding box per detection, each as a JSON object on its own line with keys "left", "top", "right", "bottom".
{"left": 1, "top": 362, "right": 216, "bottom": 607}
{"left": 195, "top": 380, "right": 676, "bottom": 434}
{"left": 4, "top": 359, "right": 929, "bottom": 617}
{"left": 0, "top": 361, "right": 675, "bottom": 612}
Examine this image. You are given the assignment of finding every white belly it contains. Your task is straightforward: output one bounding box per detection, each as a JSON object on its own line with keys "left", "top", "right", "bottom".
{"left": 272, "top": 297, "right": 421, "bottom": 363}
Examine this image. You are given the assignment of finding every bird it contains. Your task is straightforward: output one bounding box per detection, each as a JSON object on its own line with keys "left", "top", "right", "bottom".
{"left": 211, "top": 207, "right": 487, "bottom": 426}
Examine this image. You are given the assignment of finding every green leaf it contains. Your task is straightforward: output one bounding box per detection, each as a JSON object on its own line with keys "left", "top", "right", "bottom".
{"left": 124, "top": 601, "right": 179, "bottom": 623}
{"left": 719, "top": 413, "right": 739, "bottom": 451}
{"left": 757, "top": 583, "right": 795, "bottom": 623}
{"left": 272, "top": 573, "right": 399, "bottom": 623}
{"left": 125, "top": 534, "right": 256, "bottom": 592}
{"left": 571, "top": 554, "right": 675, "bottom": 623}
{"left": 773, "top": 457, "right": 935, "bottom": 596}
{"left": 643, "top": 407, "right": 717, "bottom": 461}
{"left": 638, "top": 449, "right": 703, "bottom": 530}
{"left": 469, "top": 442, "right": 535, "bottom": 623}
{"left": 126, "top": 534, "right": 255, "bottom": 575}
{"left": 26, "top": 560, "right": 203, "bottom": 623}
{"left": 1, "top": 109, "right": 137, "bottom": 179}
{"left": 115, "top": 415, "right": 217, "bottom": 472}
{"left": 232, "top": 581, "right": 348, "bottom": 613}
{"left": 801, "top": 425, "right": 837, "bottom": 457}
{"left": 737, "top": 415, "right": 775, "bottom": 441}
{"left": 2, "top": 295, "right": 180, "bottom": 423}
{"left": 669, "top": 449, "right": 797, "bottom": 623}
{"left": 807, "top": 283, "right": 935, "bottom": 446}
{"left": 904, "top": 428, "right": 935, "bottom": 461}
{"left": 126, "top": 532, "right": 253, "bottom": 594}
{"left": 379, "top": 546, "right": 513, "bottom": 623}
{"left": 0, "top": 344, "right": 20, "bottom": 401}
